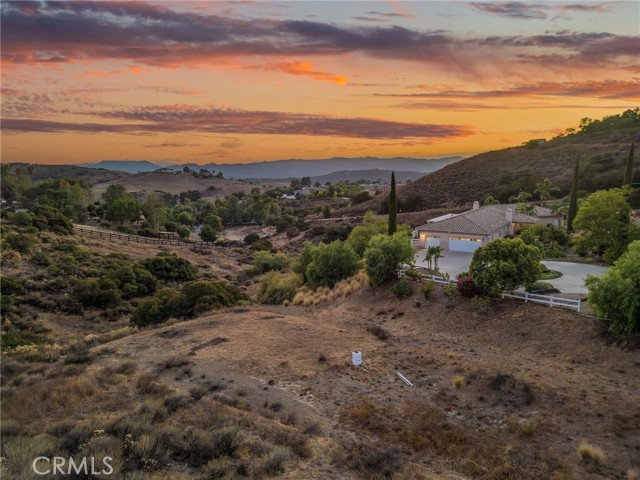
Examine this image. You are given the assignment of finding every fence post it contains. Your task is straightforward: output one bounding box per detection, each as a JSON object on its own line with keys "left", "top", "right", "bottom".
{"left": 525, "top": 291, "right": 529, "bottom": 303}
{"left": 577, "top": 299, "right": 581, "bottom": 313}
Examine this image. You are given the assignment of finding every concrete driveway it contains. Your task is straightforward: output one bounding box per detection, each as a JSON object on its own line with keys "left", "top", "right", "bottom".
{"left": 541, "top": 261, "right": 609, "bottom": 295}
{"left": 414, "top": 249, "right": 472, "bottom": 277}
{"left": 413, "top": 250, "right": 609, "bottom": 294}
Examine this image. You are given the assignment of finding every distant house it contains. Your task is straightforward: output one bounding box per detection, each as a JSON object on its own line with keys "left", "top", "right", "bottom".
{"left": 154, "top": 167, "right": 176, "bottom": 174}
{"left": 414, "top": 201, "right": 563, "bottom": 252}
{"left": 294, "top": 187, "right": 313, "bottom": 197}
{"left": 281, "top": 194, "right": 296, "bottom": 200}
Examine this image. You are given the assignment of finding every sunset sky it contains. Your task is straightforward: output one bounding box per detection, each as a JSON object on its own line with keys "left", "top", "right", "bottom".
{"left": 1, "top": 1, "right": 638, "bottom": 165}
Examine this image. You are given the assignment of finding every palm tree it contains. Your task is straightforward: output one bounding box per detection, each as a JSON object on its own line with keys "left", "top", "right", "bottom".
{"left": 432, "top": 246, "right": 442, "bottom": 271}
{"left": 534, "top": 178, "right": 560, "bottom": 206}
{"left": 424, "top": 246, "right": 434, "bottom": 270}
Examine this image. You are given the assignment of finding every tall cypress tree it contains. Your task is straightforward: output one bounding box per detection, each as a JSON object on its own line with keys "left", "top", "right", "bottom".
{"left": 624, "top": 142, "right": 634, "bottom": 186}
{"left": 567, "top": 158, "right": 580, "bottom": 232}
{"left": 388, "top": 171, "right": 397, "bottom": 235}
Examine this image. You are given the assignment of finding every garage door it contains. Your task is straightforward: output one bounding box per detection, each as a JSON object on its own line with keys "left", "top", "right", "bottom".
{"left": 449, "top": 237, "right": 481, "bottom": 252}
{"left": 425, "top": 236, "right": 440, "bottom": 248}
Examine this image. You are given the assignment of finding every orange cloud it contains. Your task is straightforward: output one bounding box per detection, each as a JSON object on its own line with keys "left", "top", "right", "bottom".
{"left": 77, "top": 65, "right": 143, "bottom": 78}
{"left": 264, "top": 61, "right": 348, "bottom": 85}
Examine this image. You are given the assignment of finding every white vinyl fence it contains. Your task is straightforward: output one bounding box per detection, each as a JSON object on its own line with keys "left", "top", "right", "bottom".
{"left": 502, "top": 291, "right": 581, "bottom": 313}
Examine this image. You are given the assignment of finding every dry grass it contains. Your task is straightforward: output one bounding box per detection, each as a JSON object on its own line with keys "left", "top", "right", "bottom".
{"left": 452, "top": 375, "right": 465, "bottom": 388}
{"left": 578, "top": 441, "right": 606, "bottom": 466}
{"left": 628, "top": 468, "right": 640, "bottom": 480}
{"left": 291, "top": 271, "right": 368, "bottom": 306}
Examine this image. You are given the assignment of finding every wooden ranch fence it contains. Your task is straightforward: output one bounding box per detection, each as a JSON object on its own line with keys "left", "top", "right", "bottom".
{"left": 74, "top": 226, "right": 216, "bottom": 248}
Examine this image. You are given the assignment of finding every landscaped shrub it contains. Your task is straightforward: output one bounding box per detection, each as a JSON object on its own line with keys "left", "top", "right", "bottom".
{"left": 138, "top": 253, "right": 197, "bottom": 282}
{"left": 443, "top": 284, "right": 457, "bottom": 307}
{"left": 525, "top": 281, "right": 558, "bottom": 293}
{"left": 420, "top": 281, "right": 434, "bottom": 300}
{"left": 390, "top": 279, "right": 412, "bottom": 299}
{"left": 364, "top": 232, "right": 414, "bottom": 286}
{"left": 257, "top": 272, "right": 303, "bottom": 304}
{"left": 471, "top": 295, "right": 492, "bottom": 313}
{"left": 252, "top": 251, "right": 289, "bottom": 274}
{"left": 456, "top": 274, "right": 481, "bottom": 298}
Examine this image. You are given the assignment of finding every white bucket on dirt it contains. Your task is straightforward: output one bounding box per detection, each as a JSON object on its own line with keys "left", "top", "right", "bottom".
{"left": 352, "top": 351, "right": 362, "bottom": 366}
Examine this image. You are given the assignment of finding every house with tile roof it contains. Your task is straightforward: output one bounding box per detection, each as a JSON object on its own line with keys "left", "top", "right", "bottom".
{"left": 414, "top": 201, "right": 563, "bottom": 252}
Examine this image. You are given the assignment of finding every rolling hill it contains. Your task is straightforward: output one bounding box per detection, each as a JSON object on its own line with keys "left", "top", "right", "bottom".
{"left": 81, "top": 156, "right": 463, "bottom": 178}
{"left": 90, "top": 171, "right": 257, "bottom": 201}
{"left": 7, "top": 163, "right": 131, "bottom": 185}
{"left": 346, "top": 110, "right": 640, "bottom": 214}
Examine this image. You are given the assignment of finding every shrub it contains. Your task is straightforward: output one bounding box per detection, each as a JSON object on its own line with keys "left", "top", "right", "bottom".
{"left": 1, "top": 276, "right": 26, "bottom": 296}
{"left": 72, "top": 277, "right": 122, "bottom": 309}
{"left": 420, "top": 281, "right": 434, "bottom": 300}
{"left": 131, "top": 281, "right": 245, "bottom": 327}
{"left": 244, "top": 233, "right": 260, "bottom": 245}
{"left": 525, "top": 281, "right": 558, "bottom": 293}
{"left": 456, "top": 274, "right": 481, "bottom": 297}
{"left": 138, "top": 253, "right": 197, "bottom": 281}
{"left": 258, "top": 272, "right": 303, "bottom": 304}
{"left": 252, "top": 251, "right": 289, "bottom": 274}
{"left": 4, "top": 233, "right": 37, "bottom": 254}
{"left": 390, "top": 279, "right": 412, "bottom": 299}
{"left": 364, "top": 232, "right": 414, "bottom": 286}
{"left": 469, "top": 238, "right": 542, "bottom": 296}
{"left": 200, "top": 224, "right": 217, "bottom": 242}
{"left": 471, "top": 295, "right": 491, "bottom": 313}
{"left": 586, "top": 240, "right": 640, "bottom": 335}
{"left": 443, "top": 284, "right": 457, "bottom": 306}
{"left": 181, "top": 280, "right": 245, "bottom": 316}
{"left": 251, "top": 238, "right": 274, "bottom": 252}
{"left": 304, "top": 240, "right": 359, "bottom": 288}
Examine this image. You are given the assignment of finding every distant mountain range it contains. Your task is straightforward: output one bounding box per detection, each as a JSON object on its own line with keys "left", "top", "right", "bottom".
{"left": 80, "top": 156, "right": 463, "bottom": 178}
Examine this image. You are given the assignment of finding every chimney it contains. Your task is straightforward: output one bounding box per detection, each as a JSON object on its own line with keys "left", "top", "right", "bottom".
{"left": 472, "top": 200, "right": 480, "bottom": 210}
{"left": 506, "top": 208, "right": 513, "bottom": 234}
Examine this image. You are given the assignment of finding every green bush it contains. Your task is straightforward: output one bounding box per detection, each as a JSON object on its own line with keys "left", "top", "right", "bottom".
{"left": 443, "top": 284, "right": 457, "bottom": 306}
{"left": 138, "top": 253, "right": 197, "bottom": 282}
{"left": 1, "top": 330, "right": 41, "bottom": 349}
{"left": 109, "top": 265, "right": 158, "bottom": 299}
{"left": 4, "top": 233, "right": 37, "bottom": 254}
{"left": 525, "top": 281, "right": 558, "bottom": 293}
{"left": 33, "top": 205, "right": 74, "bottom": 234}
{"left": 180, "top": 281, "right": 245, "bottom": 316}
{"left": 131, "top": 288, "right": 183, "bottom": 327}
{"left": 420, "top": 281, "right": 434, "bottom": 301}
{"left": 304, "top": 240, "right": 359, "bottom": 288}
{"left": 471, "top": 295, "right": 491, "bottom": 313}
{"left": 72, "top": 278, "right": 122, "bottom": 309}
{"left": 244, "top": 233, "right": 260, "bottom": 245}
{"left": 364, "top": 232, "right": 414, "bottom": 286}
{"left": 200, "top": 225, "right": 217, "bottom": 242}
{"left": 252, "top": 251, "right": 289, "bottom": 274}
{"left": 390, "top": 279, "right": 413, "bottom": 298}
{"left": 250, "top": 239, "right": 273, "bottom": 252}
{"left": 469, "top": 238, "right": 542, "bottom": 296}
{"left": 258, "top": 272, "right": 303, "bottom": 304}
{"left": 585, "top": 240, "right": 640, "bottom": 334}
{"left": 131, "top": 281, "right": 245, "bottom": 327}
{"left": 1, "top": 276, "right": 26, "bottom": 296}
